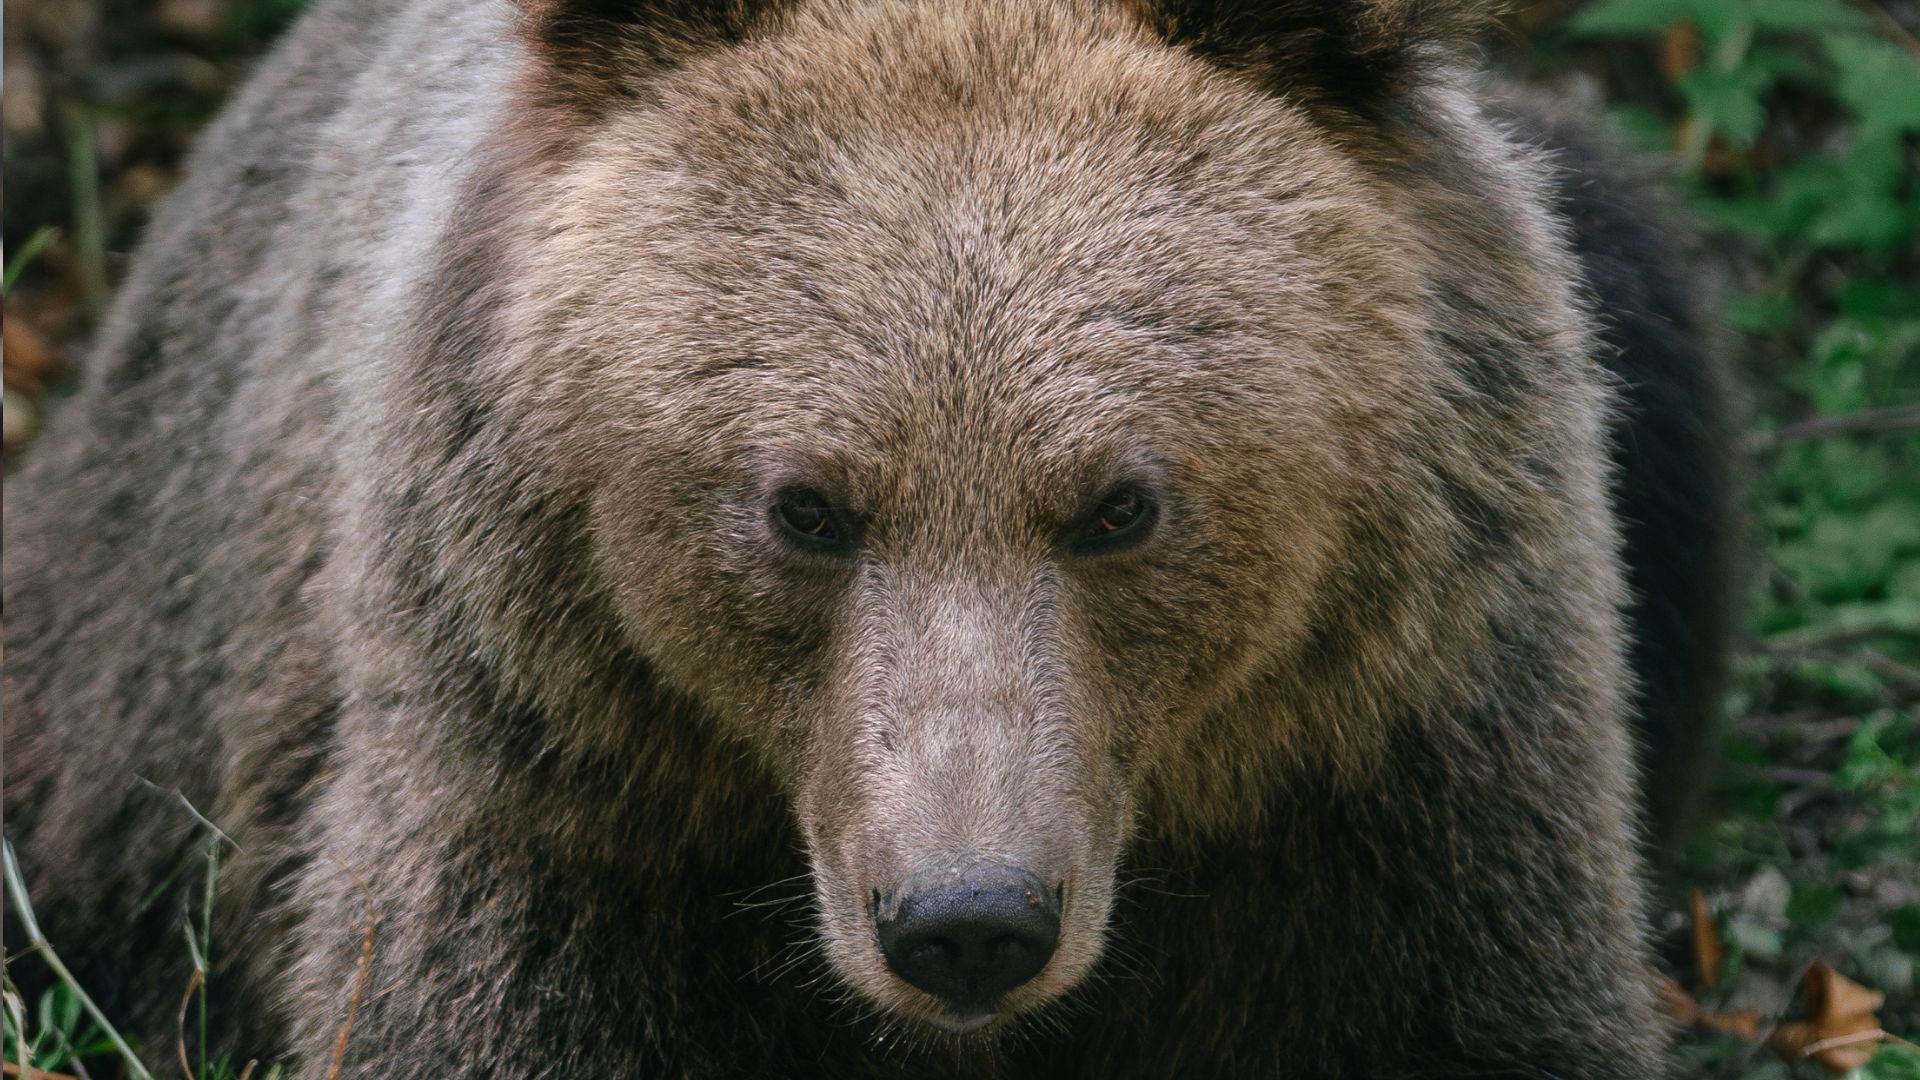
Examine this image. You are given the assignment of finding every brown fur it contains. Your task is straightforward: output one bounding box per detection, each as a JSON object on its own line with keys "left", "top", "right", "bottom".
{"left": 4, "top": 0, "right": 1731, "bottom": 1076}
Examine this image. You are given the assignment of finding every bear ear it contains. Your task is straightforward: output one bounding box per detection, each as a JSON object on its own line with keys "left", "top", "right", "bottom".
{"left": 1125, "top": 0, "right": 1495, "bottom": 111}
{"left": 515, "top": 0, "right": 786, "bottom": 104}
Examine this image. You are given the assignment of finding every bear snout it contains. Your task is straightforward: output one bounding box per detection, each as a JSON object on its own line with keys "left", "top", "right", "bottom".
{"left": 873, "top": 863, "right": 1063, "bottom": 1026}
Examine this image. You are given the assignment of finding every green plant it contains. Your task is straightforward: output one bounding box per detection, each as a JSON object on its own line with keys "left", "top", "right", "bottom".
{"left": 3, "top": 827, "right": 277, "bottom": 1080}
{"left": 3, "top": 839, "right": 155, "bottom": 1079}
{"left": 1546, "top": 0, "right": 1918, "bottom": 1075}
{"left": 1, "top": 983, "right": 117, "bottom": 1076}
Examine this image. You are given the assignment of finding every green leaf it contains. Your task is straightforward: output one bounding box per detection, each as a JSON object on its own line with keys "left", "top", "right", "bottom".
{"left": 1893, "top": 905, "right": 1920, "bottom": 954}
{"left": 1565, "top": 0, "right": 1698, "bottom": 37}
{"left": 1786, "top": 882, "right": 1843, "bottom": 929}
{"left": 1894, "top": 562, "right": 1920, "bottom": 602}
{"left": 1862, "top": 1045, "right": 1920, "bottom": 1080}
{"left": 1726, "top": 292, "right": 1798, "bottom": 333}
{"left": 1727, "top": 914, "right": 1786, "bottom": 958}
{"left": 1813, "top": 191, "right": 1919, "bottom": 249}
{"left": 1570, "top": 0, "right": 1864, "bottom": 43}
{"left": 1746, "top": 0, "right": 1870, "bottom": 33}
{"left": 1740, "top": 42, "right": 1821, "bottom": 82}
{"left": 1693, "top": 191, "right": 1800, "bottom": 242}
{"left": 1826, "top": 34, "right": 1920, "bottom": 137}
{"left": 1, "top": 226, "right": 58, "bottom": 297}
{"left": 1679, "top": 65, "right": 1774, "bottom": 145}
{"left": 1609, "top": 105, "right": 1674, "bottom": 153}
{"left": 1837, "top": 280, "right": 1920, "bottom": 320}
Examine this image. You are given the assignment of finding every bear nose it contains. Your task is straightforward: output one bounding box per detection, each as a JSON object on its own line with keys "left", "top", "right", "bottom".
{"left": 874, "top": 864, "right": 1061, "bottom": 1012}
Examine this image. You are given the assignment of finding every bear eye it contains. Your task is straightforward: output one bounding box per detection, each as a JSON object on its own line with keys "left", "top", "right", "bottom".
{"left": 772, "top": 488, "right": 850, "bottom": 551}
{"left": 1072, "top": 487, "right": 1157, "bottom": 553}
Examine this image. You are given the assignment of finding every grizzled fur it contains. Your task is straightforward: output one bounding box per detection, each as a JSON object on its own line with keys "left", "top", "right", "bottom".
{"left": 4, "top": 0, "right": 1735, "bottom": 1076}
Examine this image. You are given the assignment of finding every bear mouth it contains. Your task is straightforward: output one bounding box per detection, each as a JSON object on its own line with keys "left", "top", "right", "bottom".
{"left": 928, "top": 1009, "right": 1000, "bottom": 1035}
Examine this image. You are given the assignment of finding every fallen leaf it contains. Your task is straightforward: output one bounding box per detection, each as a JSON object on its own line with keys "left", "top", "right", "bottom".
{"left": 1699, "top": 1009, "right": 1761, "bottom": 1039}
{"left": 1803, "top": 961, "right": 1884, "bottom": 1020}
{"left": 1659, "top": 973, "right": 1700, "bottom": 1024}
{"left": 1689, "top": 890, "right": 1724, "bottom": 989}
{"left": 1658, "top": 972, "right": 1762, "bottom": 1040}
{"left": 1770, "top": 1016, "right": 1881, "bottom": 1073}
{"left": 1769, "top": 962, "right": 1890, "bottom": 1074}
{"left": 2, "top": 314, "right": 59, "bottom": 395}
{"left": 1659, "top": 20, "right": 1701, "bottom": 81}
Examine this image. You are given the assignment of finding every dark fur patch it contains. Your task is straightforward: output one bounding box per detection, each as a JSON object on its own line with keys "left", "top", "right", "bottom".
{"left": 517, "top": 0, "right": 789, "bottom": 109}
{"left": 1125, "top": 0, "right": 1493, "bottom": 112}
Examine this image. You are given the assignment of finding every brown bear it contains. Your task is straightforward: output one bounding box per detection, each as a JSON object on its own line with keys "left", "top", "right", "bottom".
{"left": 3, "top": 0, "right": 1736, "bottom": 1076}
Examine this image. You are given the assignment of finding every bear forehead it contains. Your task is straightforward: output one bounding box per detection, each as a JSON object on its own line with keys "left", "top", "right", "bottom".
{"left": 634, "top": 3, "right": 1353, "bottom": 243}
{"left": 561, "top": 0, "right": 1394, "bottom": 303}
{"left": 541, "top": 0, "right": 1430, "bottom": 497}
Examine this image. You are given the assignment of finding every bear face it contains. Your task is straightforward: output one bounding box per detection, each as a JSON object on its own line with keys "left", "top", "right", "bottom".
{"left": 486, "top": 0, "right": 1561, "bottom": 1034}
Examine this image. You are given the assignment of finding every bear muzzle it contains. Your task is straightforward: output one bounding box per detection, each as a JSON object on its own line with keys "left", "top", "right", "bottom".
{"left": 872, "top": 862, "right": 1063, "bottom": 1029}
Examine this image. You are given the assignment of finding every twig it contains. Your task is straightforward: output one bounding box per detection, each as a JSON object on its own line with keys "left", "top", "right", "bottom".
{"left": 198, "top": 840, "right": 219, "bottom": 1079}
{"left": 1843, "top": 0, "right": 1920, "bottom": 56}
{"left": 59, "top": 104, "right": 106, "bottom": 325}
{"left": 176, "top": 969, "right": 203, "bottom": 1080}
{"left": 1, "top": 843, "right": 153, "bottom": 1080}
{"left": 1761, "top": 642, "right": 1920, "bottom": 693}
{"left": 1765, "top": 622, "right": 1920, "bottom": 652}
{"left": 325, "top": 893, "right": 378, "bottom": 1080}
{"left": 1797, "top": 1027, "right": 1920, "bottom": 1057}
{"left": 1736, "top": 764, "right": 1835, "bottom": 790}
{"left": 134, "top": 781, "right": 243, "bottom": 853}
{"left": 1734, "top": 707, "right": 1866, "bottom": 740}
{"left": 1774, "top": 405, "right": 1920, "bottom": 444}
{"left": 1859, "top": 648, "right": 1920, "bottom": 689}
{"left": 3, "top": 1064, "right": 85, "bottom": 1080}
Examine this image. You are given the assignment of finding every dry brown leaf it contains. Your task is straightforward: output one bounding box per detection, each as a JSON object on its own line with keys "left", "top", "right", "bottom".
{"left": 2, "top": 1065, "right": 86, "bottom": 1080}
{"left": 1771, "top": 1017, "right": 1883, "bottom": 1074}
{"left": 1659, "top": 973, "right": 1701, "bottom": 1024}
{"left": 1698, "top": 1010, "right": 1761, "bottom": 1040}
{"left": 1769, "top": 962, "right": 1891, "bottom": 1074}
{"left": 2, "top": 315, "right": 59, "bottom": 395}
{"left": 1772, "top": 1021, "right": 1821, "bottom": 1064}
{"left": 1659, "top": 20, "right": 1702, "bottom": 81}
{"left": 1803, "top": 961, "right": 1885, "bottom": 1020}
{"left": 1659, "top": 972, "right": 1761, "bottom": 1040}
{"left": 1688, "top": 890, "right": 1723, "bottom": 989}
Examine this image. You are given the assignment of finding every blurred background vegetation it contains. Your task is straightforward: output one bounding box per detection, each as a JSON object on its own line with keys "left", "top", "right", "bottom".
{"left": 1500, "top": 1, "right": 1920, "bottom": 1075}
{"left": 3, "top": 0, "right": 1917, "bottom": 1076}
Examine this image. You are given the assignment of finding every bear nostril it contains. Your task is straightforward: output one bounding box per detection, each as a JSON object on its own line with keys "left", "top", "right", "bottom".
{"left": 872, "top": 864, "right": 1061, "bottom": 1014}
{"left": 907, "top": 938, "right": 955, "bottom": 966}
